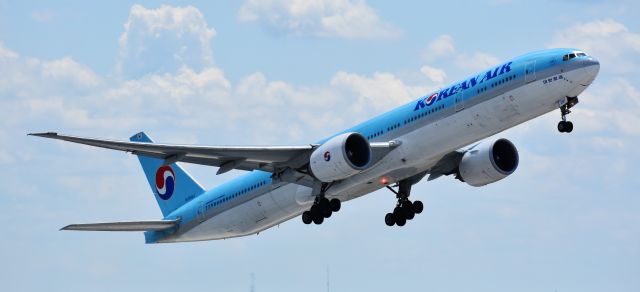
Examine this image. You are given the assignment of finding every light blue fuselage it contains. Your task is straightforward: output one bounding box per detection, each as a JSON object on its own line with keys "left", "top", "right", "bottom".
{"left": 147, "top": 48, "right": 600, "bottom": 243}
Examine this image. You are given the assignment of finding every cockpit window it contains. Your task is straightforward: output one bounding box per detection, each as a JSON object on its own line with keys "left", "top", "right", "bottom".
{"left": 562, "top": 52, "right": 587, "bottom": 61}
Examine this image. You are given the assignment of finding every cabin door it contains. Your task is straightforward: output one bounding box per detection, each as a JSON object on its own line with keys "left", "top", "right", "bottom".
{"left": 525, "top": 60, "right": 537, "bottom": 83}
{"left": 454, "top": 89, "right": 465, "bottom": 112}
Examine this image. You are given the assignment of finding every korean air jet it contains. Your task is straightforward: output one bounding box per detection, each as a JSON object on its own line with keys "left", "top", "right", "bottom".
{"left": 31, "top": 48, "right": 599, "bottom": 243}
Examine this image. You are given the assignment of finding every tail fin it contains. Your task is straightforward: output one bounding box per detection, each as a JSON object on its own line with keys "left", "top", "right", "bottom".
{"left": 130, "top": 132, "right": 206, "bottom": 217}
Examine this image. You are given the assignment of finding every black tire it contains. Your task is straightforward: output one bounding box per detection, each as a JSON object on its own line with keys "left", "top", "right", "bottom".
{"left": 413, "top": 200, "right": 424, "bottom": 214}
{"left": 566, "top": 121, "right": 574, "bottom": 133}
{"left": 393, "top": 206, "right": 403, "bottom": 219}
{"left": 403, "top": 200, "right": 413, "bottom": 208}
{"left": 310, "top": 204, "right": 319, "bottom": 217}
{"left": 557, "top": 121, "right": 566, "bottom": 133}
{"left": 321, "top": 203, "right": 332, "bottom": 218}
{"left": 329, "top": 198, "right": 341, "bottom": 212}
{"left": 396, "top": 216, "right": 406, "bottom": 226}
{"left": 403, "top": 204, "right": 415, "bottom": 220}
{"left": 313, "top": 214, "right": 324, "bottom": 225}
{"left": 385, "top": 213, "right": 395, "bottom": 226}
{"left": 302, "top": 211, "right": 313, "bottom": 224}
{"left": 319, "top": 197, "right": 330, "bottom": 209}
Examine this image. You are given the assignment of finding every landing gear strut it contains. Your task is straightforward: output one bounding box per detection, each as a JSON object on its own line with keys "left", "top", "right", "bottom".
{"left": 558, "top": 96, "right": 578, "bottom": 133}
{"left": 384, "top": 180, "right": 423, "bottom": 227}
{"left": 301, "top": 183, "right": 341, "bottom": 225}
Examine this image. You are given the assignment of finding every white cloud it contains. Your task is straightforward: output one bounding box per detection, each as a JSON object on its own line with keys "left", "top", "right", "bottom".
{"left": 117, "top": 4, "right": 216, "bottom": 78}
{"left": 0, "top": 42, "right": 18, "bottom": 59}
{"left": 237, "top": 0, "right": 401, "bottom": 39}
{"left": 548, "top": 19, "right": 640, "bottom": 74}
{"left": 422, "top": 35, "right": 455, "bottom": 62}
{"left": 453, "top": 52, "right": 501, "bottom": 72}
{"left": 420, "top": 65, "right": 447, "bottom": 85}
{"left": 590, "top": 136, "right": 625, "bottom": 150}
{"left": 331, "top": 71, "right": 431, "bottom": 113}
{"left": 570, "top": 78, "right": 640, "bottom": 135}
{"left": 422, "top": 34, "right": 500, "bottom": 71}
{"left": 41, "top": 57, "right": 101, "bottom": 88}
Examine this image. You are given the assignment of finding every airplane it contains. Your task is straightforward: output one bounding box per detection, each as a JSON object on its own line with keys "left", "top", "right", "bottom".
{"left": 30, "top": 48, "right": 600, "bottom": 243}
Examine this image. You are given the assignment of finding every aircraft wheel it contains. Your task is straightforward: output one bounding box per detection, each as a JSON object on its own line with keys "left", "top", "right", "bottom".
{"left": 396, "top": 215, "right": 406, "bottom": 227}
{"left": 413, "top": 201, "right": 424, "bottom": 214}
{"left": 403, "top": 204, "right": 415, "bottom": 220}
{"left": 329, "top": 198, "right": 341, "bottom": 212}
{"left": 566, "top": 121, "right": 574, "bottom": 133}
{"left": 313, "top": 214, "right": 324, "bottom": 225}
{"left": 310, "top": 204, "right": 320, "bottom": 217}
{"left": 385, "top": 213, "right": 395, "bottom": 226}
{"left": 319, "top": 197, "right": 330, "bottom": 209}
{"left": 557, "top": 121, "right": 566, "bottom": 133}
{"left": 302, "top": 211, "right": 313, "bottom": 224}
{"left": 393, "top": 206, "right": 403, "bottom": 219}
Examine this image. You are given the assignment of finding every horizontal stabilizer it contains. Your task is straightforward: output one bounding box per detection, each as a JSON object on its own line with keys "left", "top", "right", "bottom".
{"left": 61, "top": 219, "right": 179, "bottom": 232}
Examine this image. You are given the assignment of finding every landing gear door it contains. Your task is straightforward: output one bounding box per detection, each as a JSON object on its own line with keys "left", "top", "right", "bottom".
{"left": 525, "top": 60, "right": 537, "bottom": 83}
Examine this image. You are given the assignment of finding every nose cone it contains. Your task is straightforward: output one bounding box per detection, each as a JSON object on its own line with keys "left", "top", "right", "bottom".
{"left": 580, "top": 57, "right": 600, "bottom": 85}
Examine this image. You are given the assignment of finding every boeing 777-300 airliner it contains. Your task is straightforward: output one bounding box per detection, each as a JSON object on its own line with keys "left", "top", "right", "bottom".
{"left": 31, "top": 48, "right": 599, "bottom": 243}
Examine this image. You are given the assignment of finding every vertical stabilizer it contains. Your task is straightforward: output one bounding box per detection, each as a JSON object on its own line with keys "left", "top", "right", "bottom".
{"left": 130, "top": 132, "right": 205, "bottom": 217}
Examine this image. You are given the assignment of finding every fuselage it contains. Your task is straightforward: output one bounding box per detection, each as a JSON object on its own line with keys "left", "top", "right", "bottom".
{"left": 146, "top": 48, "right": 600, "bottom": 243}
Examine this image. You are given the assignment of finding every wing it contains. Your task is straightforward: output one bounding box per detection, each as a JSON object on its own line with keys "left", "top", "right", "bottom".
{"left": 29, "top": 132, "right": 399, "bottom": 176}
{"left": 61, "top": 219, "right": 179, "bottom": 231}
{"left": 425, "top": 142, "right": 485, "bottom": 181}
{"left": 29, "top": 132, "right": 314, "bottom": 174}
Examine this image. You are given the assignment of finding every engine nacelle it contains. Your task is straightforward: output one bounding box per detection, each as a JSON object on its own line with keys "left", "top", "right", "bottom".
{"left": 309, "top": 132, "right": 371, "bottom": 182}
{"left": 458, "top": 138, "right": 519, "bottom": 187}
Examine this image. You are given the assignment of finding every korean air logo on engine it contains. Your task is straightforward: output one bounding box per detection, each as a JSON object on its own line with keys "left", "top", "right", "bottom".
{"left": 324, "top": 151, "right": 331, "bottom": 161}
{"left": 155, "top": 165, "right": 175, "bottom": 200}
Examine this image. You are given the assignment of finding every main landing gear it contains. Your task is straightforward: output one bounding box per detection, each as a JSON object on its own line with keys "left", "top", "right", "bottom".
{"left": 558, "top": 96, "right": 578, "bottom": 133}
{"left": 301, "top": 183, "right": 341, "bottom": 225}
{"left": 384, "top": 180, "right": 423, "bottom": 227}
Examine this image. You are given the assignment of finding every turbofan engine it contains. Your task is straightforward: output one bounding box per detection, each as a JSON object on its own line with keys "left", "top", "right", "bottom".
{"left": 309, "top": 132, "right": 371, "bottom": 182}
{"left": 458, "top": 138, "right": 519, "bottom": 187}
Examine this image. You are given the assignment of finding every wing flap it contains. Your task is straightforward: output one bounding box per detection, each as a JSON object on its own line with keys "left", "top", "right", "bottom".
{"left": 61, "top": 219, "right": 179, "bottom": 232}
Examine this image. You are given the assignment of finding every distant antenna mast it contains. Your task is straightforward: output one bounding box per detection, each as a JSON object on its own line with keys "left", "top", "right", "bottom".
{"left": 250, "top": 273, "right": 255, "bottom": 292}
{"left": 326, "top": 266, "right": 330, "bottom": 292}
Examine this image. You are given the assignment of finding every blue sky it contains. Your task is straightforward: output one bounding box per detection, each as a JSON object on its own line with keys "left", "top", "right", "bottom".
{"left": 1, "top": 1, "right": 639, "bottom": 291}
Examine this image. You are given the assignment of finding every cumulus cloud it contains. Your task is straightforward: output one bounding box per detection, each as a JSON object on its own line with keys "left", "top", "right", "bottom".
{"left": 420, "top": 65, "right": 447, "bottom": 85}
{"left": 0, "top": 42, "right": 18, "bottom": 59}
{"left": 421, "top": 35, "right": 456, "bottom": 62}
{"left": 117, "top": 4, "right": 216, "bottom": 78}
{"left": 548, "top": 19, "right": 640, "bottom": 74}
{"left": 237, "top": 0, "right": 401, "bottom": 39}
{"left": 41, "top": 57, "right": 101, "bottom": 88}
{"left": 422, "top": 34, "right": 500, "bottom": 72}
{"left": 331, "top": 71, "right": 431, "bottom": 114}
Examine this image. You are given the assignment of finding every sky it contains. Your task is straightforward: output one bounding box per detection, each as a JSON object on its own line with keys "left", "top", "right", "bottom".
{"left": 1, "top": 0, "right": 639, "bottom": 291}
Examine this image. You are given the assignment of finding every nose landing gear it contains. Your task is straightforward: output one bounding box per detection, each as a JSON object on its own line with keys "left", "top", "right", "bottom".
{"left": 558, "top": 96, "right": 579, "bottom": 133}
